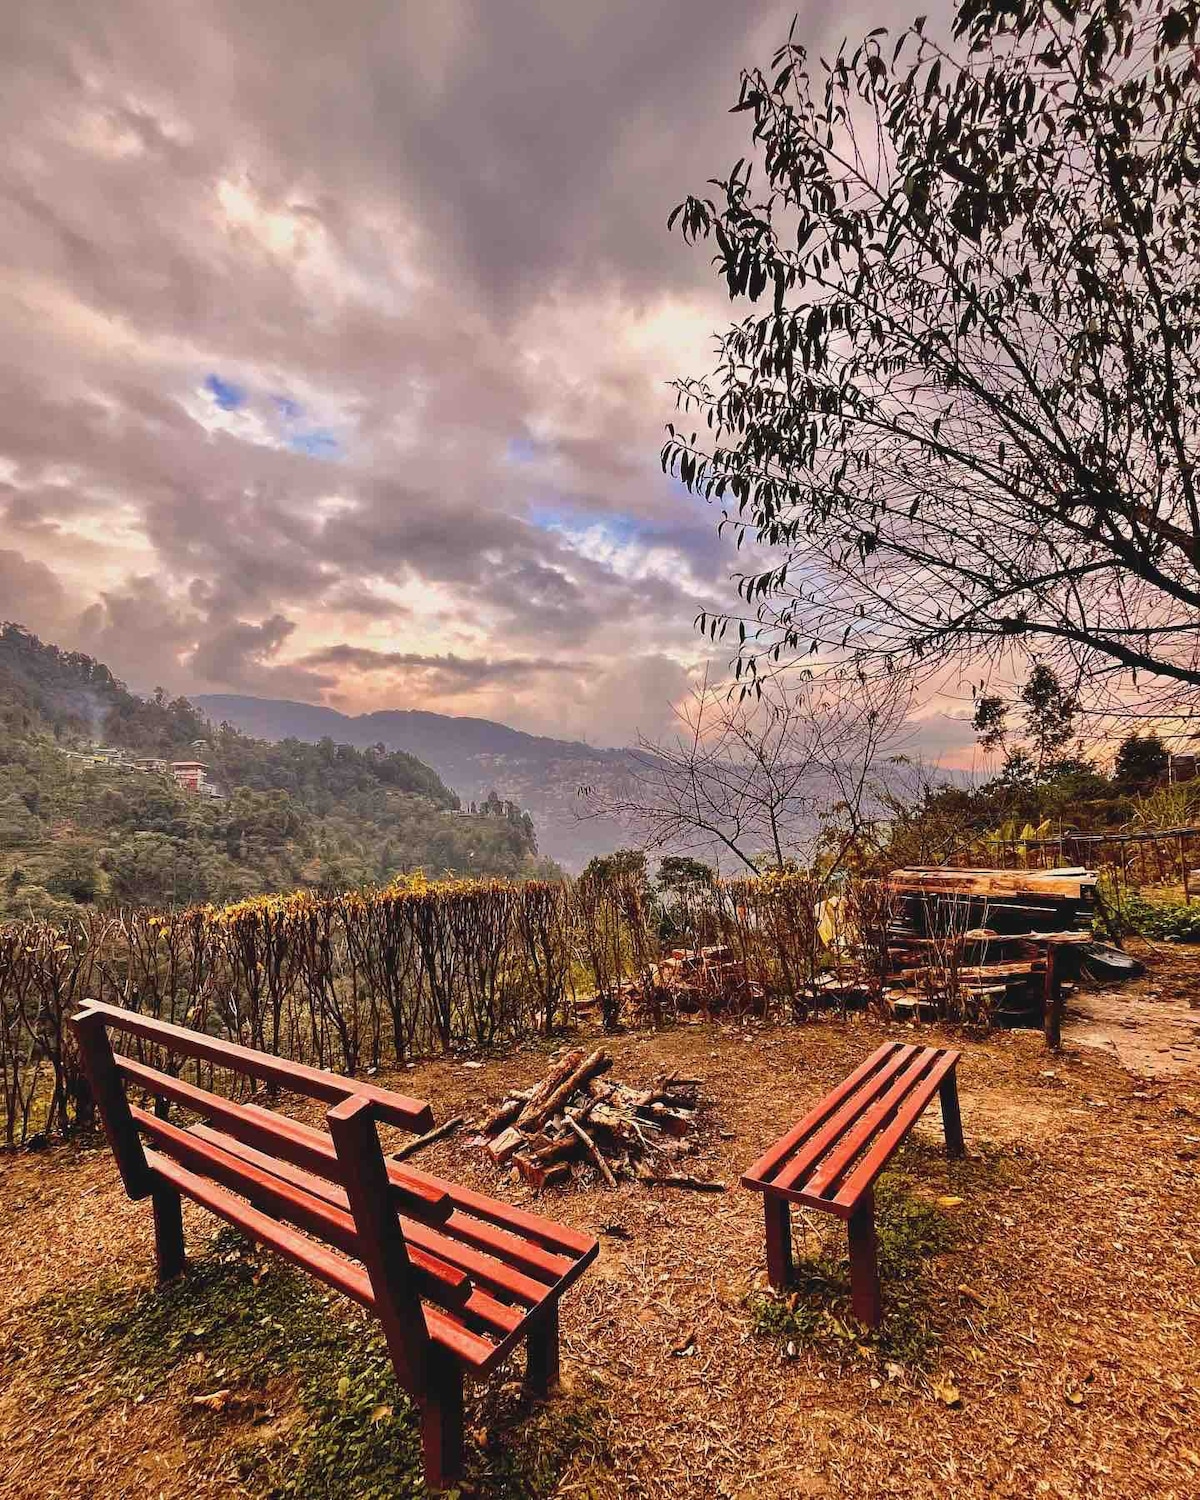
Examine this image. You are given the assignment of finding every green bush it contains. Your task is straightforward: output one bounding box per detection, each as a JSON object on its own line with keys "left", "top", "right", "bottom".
{"left": 1123, "top": 893, "right": 1200, "bottom": 943}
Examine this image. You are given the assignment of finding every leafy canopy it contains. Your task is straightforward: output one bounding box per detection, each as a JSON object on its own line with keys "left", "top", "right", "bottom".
{"left": 664, "top": 0, "right": 1200, "bottom": 714}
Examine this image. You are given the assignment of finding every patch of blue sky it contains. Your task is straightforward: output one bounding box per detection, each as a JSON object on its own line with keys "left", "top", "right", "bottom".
{"left": 204, "top": 373, "right": 247, "bottom": 411}
{"left": 289, "top": 427, "right": 341, "bottom": 460}
{"left": 272, "top": 394, "right": 304, "bottom": 420}
{"left": 529, "top": 501, "right": 641, "bottom": 546}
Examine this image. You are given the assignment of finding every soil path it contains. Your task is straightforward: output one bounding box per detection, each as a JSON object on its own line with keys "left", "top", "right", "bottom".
{"left": 1064, "top": 939, "right": 1200, "bottom": 1078}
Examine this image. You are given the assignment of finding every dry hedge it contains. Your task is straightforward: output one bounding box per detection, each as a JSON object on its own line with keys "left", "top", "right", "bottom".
{"left": 0, "top": 871, "right": 887, "bottom": 1147}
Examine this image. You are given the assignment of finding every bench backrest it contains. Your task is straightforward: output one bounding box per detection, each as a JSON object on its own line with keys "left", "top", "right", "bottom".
{"left": 70, "top": 1001, "right": 438, "bottom": 1391}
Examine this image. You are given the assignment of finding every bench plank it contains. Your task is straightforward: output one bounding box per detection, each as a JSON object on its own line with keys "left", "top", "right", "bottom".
{"left": 144, "top": 1148, "right": 375, "bottom": 1308}
{"left": 768, "top": 1044, "right": 923, "bottom": 1194}
{"left": 242, "top": 1103, "right": 594, "bottom": 1269}
{"left": 832, "top": 1050, "right": 960, "bottom": 1210}
{"left": 89, "top": 999, "right": 433, "bottom": 1133}
{"left": 117, "top": 1057, "right": 450, "bottom": 1219}
{"left": 741, "top": 1042, "right": 906, "bottom": 1184}
{"left": 400, "top": 1164, "right": 602, "bottom": 1263}
{"left": 190, "top": 1123, "right": 555, "bottom": 1307}
{"left": 802, "top": 1046, "right": 945, "bottom": 1201}
{"left": 134, "top": 1107, "right": 475, "bottom": 1312}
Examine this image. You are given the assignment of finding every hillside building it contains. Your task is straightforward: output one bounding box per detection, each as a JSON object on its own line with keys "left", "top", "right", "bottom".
{"left": 170, "top": 760, "right": 208, "bottom": 792}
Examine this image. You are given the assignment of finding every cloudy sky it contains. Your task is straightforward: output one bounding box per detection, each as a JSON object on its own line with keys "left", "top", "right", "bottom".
{"left": 0, "top": 0, "right": 972, "bottom": 755}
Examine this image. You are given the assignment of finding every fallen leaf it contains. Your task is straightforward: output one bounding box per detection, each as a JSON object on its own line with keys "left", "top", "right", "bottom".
{"left": 1065, "top": 1388, "right": 1085, "bottom": 1407}
{"left": 938, "top": 1195, "right": 964, "bottom": 1208}
{"left": 931, "top": 1375, "right": 962, "bottom": 1409}
{"left": 370, "top": 1404, "right": 393, "bottom": 1423}
{"left": 336, "top": 1376, "right": 351, "bottom": 1401}
{"left": 191, "top": 1390, "right": 232, "bottom": 1411}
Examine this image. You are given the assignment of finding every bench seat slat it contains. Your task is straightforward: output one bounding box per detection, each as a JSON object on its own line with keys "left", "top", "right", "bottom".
{"left": 741, "top": 1042, "right": 905, "bottom": 1184}
{"left": 741, "top": 1045, "right": 962, "bottom": 1216}
{"left": 144, "top": 1148, "right": 376, "bottom": 1308}
{"left": 85, "top": 1000, "right": 433, "bottom": 1133}
{"left": 134, "top": 1107, "right": 473, "bottom": 1310}
{"left": 399, "top": 1165, "right": 598, "bottom": 1263}
{"left": 769, "top": 1044, "right": 922, "bottom": 1193}
{"left": 831, "top": 1050, "right": 960, "bottom": 1211}
{"left": 144, "top": 1129, "right": 522, "bottom": 1347}
{"left": 190, "top": 1124, "right": 553, "bottom": 1306}
{"left": 242, "top": 1106, "right": 595, "bottom": 1274}
{"left": 803, "top": 1047, "right": 945, "bottom": 1199}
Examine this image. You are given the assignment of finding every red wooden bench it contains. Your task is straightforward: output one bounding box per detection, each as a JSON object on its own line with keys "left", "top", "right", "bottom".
{"left": 71, "top": 1000, "right": 597, "bottom": 1492}
{"left": 741, "top": 1041, "right": 964, "bottom": 1326}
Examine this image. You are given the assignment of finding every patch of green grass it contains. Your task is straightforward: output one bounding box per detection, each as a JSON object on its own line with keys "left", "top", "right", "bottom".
{"left": 12, "top": 1228, "right": 610, "bottom": 1499}
{"left": 745, "top": 1165, "right": 962, "bottom": 1370}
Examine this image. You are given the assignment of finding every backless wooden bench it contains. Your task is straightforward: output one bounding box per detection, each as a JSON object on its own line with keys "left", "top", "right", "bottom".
{"left": 741, "top": 1041, "right": 964, "bottom": 1326}
{"left": 71, "top": 1000, "right": 598, "bottom": 1492}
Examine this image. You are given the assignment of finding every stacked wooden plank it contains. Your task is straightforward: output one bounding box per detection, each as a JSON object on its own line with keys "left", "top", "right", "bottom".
{"left": 884, "top": 868, "right": 1096, "bottom": 1023}
{"left": 477, "top": 1048, "right": 703, "bottom": 1189}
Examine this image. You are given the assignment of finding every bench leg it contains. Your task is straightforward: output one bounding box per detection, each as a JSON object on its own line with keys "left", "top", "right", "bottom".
{"left": 939, "top": 1069, "right": 966, "bottom": 1159}
{"left": 152, "top": 1182, "right": 186, "bottom": 1282}
{"left": 764, "top": 1194, "right": 793, "bottom": 1291}
{"left": 526, "top": 1302, "right": 560, "bottom": 1397}
{"left": 847, "top": 1191, "right": 882, "bottom": 1328}
{"left": 420, "top": 1351, "right": 464, "bottom": 1493}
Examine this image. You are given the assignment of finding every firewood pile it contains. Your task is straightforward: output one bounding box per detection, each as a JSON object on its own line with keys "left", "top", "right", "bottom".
{"left": 611, "top": 945, "right": 763, "bottom": 1018}
{"left": 476, "top": 1047, "right": 708, "bottom": 1190}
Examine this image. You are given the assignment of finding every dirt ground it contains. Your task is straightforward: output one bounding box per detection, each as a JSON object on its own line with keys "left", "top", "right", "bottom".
{"left": 2, "top": 969, "right": 1199, "bottom": 1500}
{"left": 1065, "top": 937, "right": 1200, "bottom": 1078}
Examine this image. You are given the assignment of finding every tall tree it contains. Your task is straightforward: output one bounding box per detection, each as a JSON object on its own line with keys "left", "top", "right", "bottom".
{"left": 971, "top": 663, "right": 1081, "bottom": 778}
{"left": 579, "top": 672, "right": 910, "bottom": 874}
{"left": 1113, "top": 730, "right": 1169, "bottom": 790}
{"left": 663, "top": 0, "right": 1200, "bottom": 715}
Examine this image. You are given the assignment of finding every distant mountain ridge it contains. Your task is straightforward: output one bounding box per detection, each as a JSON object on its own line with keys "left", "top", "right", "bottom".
{"left": 195, "top": 694, "right": 635, "bottom": 870}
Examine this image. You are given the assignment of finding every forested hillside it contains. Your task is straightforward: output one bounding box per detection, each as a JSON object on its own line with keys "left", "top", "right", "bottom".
{"left": 0, "top": 625, "right": 549, "bottom": 917}
{"left": 194, "top": 693, "right": 638, "bottom": 869}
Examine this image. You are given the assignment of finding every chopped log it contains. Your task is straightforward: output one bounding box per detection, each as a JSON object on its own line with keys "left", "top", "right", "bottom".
{"left": 391, "top": 1115, "right": 465, "bottom": 1162}
{"left": 515, "top": 1049, "right": 586, "bottom": 1128}
{"left": 481, "top": 1094, "right": 529, "bottom": 1135}
{"left": 565, "top": 1116, "right": 618, "bottom": 1189}
{"left": 486, "top": 1125, "right": 525, "bottom": 1165}
{"left": 513, "top": 1153, "right": 571, "bottom": 1191}
{"left": 519, "top": 1049, "right": 612, "bottom": 1132}
{"left": 643, "top": 1104, "right": 695, "bottom": 1137}
{"left": 528, "top": 1138, "right": 578, "bottom": 1168}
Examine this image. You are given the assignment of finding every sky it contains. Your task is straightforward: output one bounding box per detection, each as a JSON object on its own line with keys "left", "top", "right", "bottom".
{"left": 0, "top": 0, "right": 973, "bottom": 758}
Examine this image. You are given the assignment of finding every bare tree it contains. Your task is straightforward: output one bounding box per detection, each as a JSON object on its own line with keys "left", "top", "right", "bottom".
{"left": 580, "top": 673, "right": 911, "bottom": 877}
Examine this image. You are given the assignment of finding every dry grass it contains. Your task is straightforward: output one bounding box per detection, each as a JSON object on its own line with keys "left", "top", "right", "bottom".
{"left": 2, "top": 1005, "right": 1199, "bottom": 1499}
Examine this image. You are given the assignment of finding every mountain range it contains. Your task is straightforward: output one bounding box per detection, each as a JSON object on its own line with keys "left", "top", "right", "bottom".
{"left": 195, "top": 695, "right": 637, "bottom": 870}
